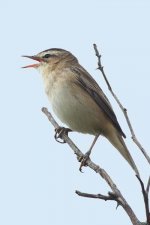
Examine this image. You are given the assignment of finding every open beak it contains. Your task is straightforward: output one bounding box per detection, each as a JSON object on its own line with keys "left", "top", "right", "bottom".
{"left": 22, "top": 55, "right": 44, "bottom": 68}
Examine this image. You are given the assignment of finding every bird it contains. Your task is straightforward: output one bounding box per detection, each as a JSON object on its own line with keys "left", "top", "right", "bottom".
{"left": 22, "top": 48, "right": 139, "bottom": 175}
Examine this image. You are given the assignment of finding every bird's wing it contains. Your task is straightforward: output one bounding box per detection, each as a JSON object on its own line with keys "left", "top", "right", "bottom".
{"left": 70, "top": 65, "right": 126, "bottom": 138}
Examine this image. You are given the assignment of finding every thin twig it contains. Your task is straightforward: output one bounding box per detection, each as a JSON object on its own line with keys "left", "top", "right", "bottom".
{"left": 146, "top": 177, "right": 150, "bottom": 194}
{"left": 136, "top": 175, "right": 150, "bottom": 225}
{"left": 76, "top": 190, "right": 118, "bottom": 202}
{"left": 93, "top": 43, "right": 150, "bottom": 165}
{"left": 42, "top": 107, "right": 141, "bottom": 225}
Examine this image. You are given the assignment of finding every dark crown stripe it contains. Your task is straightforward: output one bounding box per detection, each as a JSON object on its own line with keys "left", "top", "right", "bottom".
{"left": 41, "top": 48, "right": 68, "bottom": 53}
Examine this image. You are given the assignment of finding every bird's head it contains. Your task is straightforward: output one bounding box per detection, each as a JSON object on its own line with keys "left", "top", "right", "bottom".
{"left": 22, "top": 48, "right": 78, "bottom": 70}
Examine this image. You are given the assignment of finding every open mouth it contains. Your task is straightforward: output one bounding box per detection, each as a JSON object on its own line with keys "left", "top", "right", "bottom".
{"left": 22, "top": 55, "right": 44, "bottom": 68}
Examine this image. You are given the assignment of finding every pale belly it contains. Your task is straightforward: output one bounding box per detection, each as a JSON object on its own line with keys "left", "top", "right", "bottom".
{"left": 47, "top": 81, "right": 109, "bottom": 135}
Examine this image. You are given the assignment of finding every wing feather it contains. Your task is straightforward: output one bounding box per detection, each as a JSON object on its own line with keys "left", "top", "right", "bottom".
{"left": 70, "top": 66, "right": 126, "bottom": 138}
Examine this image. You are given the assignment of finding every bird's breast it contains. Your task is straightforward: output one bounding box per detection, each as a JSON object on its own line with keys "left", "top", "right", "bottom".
{"left": 42, "top": 72, "right": 109, "bottom": 135}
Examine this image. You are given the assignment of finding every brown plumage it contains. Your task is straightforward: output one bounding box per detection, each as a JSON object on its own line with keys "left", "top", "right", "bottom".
{"left": 23, "top": 48, "right": 139, "bottom": 175}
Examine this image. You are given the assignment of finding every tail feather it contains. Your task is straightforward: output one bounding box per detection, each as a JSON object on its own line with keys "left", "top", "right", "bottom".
{"left": 107, "top": 131, "right": 139, "bottom": 176}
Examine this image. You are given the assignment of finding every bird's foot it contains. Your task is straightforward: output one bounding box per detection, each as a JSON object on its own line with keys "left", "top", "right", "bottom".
{"left": 54, "top": 127, "right": 72, "bottom": 143}
{"left": 78, "top": 150, "right": 91, "bottom": 172}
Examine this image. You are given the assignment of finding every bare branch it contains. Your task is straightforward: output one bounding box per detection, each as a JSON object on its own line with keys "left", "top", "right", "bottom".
{"left": 146, "top": 177, "right": 150, "bottom": 194}
{"left": 42, "top": 107, "right": 141, "bottom": 225}
{"left": 93, "top": 43, "right": 150, "bottom": 165}
{"left": 75, "top": 190, "right": 118, "bottom": 202}
{"left": 136, "top": 175, "right": 150, "bottom": 225}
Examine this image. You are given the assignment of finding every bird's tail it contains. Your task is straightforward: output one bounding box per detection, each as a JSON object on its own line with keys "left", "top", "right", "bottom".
{"left": 107, "top": 131, "right": 139, "bottom": 176}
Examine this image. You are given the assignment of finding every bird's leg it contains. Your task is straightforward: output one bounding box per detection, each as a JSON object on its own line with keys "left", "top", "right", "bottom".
{"left": 79, "top": 134, "right": 100, "bottom": 172}
{"left": 54, "top": 127, "right": 72, "bottom": 143}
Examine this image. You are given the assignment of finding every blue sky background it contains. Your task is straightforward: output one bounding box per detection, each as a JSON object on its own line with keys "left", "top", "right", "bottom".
{"left": 0, "top": 0, "right": 150, "bottom": 225}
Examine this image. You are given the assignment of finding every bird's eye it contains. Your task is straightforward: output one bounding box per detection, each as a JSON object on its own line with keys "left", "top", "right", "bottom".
{"left": 43, "top": 54, "right": 51, "bottom": 58}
